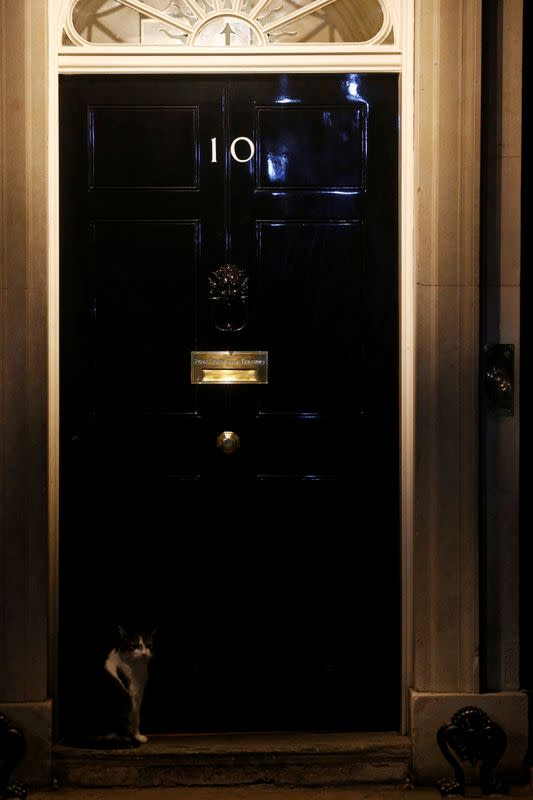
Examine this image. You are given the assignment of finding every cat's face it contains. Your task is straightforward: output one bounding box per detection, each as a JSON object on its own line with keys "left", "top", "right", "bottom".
{"left": 117, "top": 627, "right": 155, "bottom": 662}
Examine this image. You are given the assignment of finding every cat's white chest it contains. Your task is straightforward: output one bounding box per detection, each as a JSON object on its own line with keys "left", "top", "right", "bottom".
{"left": 124, "top": 662, "right": 147, "bottom": 696}
{"left": 105, "top": 649, "right": 149, "bottom": 698}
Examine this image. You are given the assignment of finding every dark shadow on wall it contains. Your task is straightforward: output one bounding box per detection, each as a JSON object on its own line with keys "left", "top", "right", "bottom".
{"left": 520, "top": 0, "right": 531, "bottom": 762}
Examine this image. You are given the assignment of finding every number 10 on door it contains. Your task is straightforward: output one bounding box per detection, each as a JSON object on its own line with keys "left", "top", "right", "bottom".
{"left": 211, "top": 137, "right": 255, "bottom": 164}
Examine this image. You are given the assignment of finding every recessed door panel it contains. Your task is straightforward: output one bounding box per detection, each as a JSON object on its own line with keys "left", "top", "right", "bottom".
{"left": 257, "top": 105, "right": 367, "bottom": 189}
{"left": 256, "top": 220, "right": 364, "bottom": 413}
{"left": 60, "top": 73, "right": 399, "bottom": 734}
{"left": 89, "top": 105, "right": 199, "bottom": 189}
{"left": 91, "top": 220, "right": 199, "bottom": 411}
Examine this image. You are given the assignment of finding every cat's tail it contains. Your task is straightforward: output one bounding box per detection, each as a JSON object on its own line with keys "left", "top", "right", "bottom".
{"left": 62, "top": 733, "right": 141, "bottom": 750}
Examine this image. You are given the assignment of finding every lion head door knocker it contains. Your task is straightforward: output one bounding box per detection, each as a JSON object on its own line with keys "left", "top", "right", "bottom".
{"left": 208, "top": 264, "right": 249, "bottom": 333}
{"left": 436, "top": 706, "right": 508, "bottom": 797}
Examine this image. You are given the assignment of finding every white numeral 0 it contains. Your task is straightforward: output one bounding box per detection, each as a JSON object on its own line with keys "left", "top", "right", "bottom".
{"left": 211, "top": 136, "right": 255, "bottom": 164}
{"left": 230, "top": 136, "right": 255, "bottom": 163}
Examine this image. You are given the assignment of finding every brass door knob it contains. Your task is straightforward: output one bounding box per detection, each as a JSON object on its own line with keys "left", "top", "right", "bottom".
{"left": 217, "top": 430, "right": 240, "bottom": 455}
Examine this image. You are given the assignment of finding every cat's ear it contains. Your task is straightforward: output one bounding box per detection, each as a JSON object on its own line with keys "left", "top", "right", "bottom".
{"left": 150, "top": 627, "right": 158, "bottom": 640}
{"left": 118, "top": 625, "right": 127, "bottom": 640}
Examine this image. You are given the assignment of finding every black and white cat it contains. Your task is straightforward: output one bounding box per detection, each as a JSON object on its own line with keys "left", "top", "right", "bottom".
{"left": 69, "top": 625, "right": 156, "bottom": 748}
{"left": 103, "top": 626, "right": 155, "bottom": 744}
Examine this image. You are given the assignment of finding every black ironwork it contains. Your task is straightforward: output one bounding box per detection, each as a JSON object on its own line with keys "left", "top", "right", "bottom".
{"left": 482, "top": 343, "right": 514, "bottom": 416}
{"left": 437, "top": 705, "right": 508, "bottom": 796}
{"left": 0, "top": 715, "right": 27, "bottom": 800}
{"left": 208, "top": 264, "right": 249, "bottom": 332}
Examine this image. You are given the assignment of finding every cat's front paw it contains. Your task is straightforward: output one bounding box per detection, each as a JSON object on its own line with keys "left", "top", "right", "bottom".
{"left": 135, "top": 733, "right": 148, "bottom": 744}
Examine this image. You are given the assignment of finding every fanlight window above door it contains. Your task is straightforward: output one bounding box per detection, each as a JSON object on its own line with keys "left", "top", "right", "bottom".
{"left": 62, "top": 0, "right": 398, "bottom": 47}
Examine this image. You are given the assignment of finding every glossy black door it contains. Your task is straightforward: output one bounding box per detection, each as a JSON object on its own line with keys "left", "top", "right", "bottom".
{"left": 59, "top": 74, "right": 399, "bottom": 734}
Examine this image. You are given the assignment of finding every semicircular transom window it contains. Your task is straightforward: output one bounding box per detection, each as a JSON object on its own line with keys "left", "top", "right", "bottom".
{"left": 63, "top": 0, "right": 396, "bottom": 47}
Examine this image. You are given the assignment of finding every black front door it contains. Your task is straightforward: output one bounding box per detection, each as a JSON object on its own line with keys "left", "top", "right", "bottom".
{"left": 59, "top": 74, "right": 399, "bottom": 733}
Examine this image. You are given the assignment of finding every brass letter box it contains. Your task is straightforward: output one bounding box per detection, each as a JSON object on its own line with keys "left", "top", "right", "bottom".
{"left": 191, "top": 351, "right": 268, "bottom": 384}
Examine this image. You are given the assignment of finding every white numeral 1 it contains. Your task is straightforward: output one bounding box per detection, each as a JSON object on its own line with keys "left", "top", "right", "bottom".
{"left": 211, "top": 137, "right": 218, "bottom": 163}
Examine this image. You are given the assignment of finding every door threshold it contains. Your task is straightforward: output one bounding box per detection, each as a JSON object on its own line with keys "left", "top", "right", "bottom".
{"left": 53, "top": 731, "right": 411, "bottom": 788}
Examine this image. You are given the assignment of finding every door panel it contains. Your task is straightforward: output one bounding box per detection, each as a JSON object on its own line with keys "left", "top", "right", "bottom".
{"left": 91, "top": 220, "right": 199, "bottom": 411}
{"left": 256, "top": 106, "right": 366, "bottom": 189}
{"left": 89, "top": 105, "right": 199, "bottom": 189}
{"left": 256, "top": 221, "right": 364, "bottom": 415}
{"left": 59, "top": 74, "right": 399, "bottom": 734}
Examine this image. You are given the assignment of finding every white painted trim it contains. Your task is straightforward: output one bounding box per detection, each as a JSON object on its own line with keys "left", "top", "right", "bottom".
{"left": 57, "top": 43, "right": 402, "bottom": 75}
{"left": 399, "top": 0, "right": 415, "bottom": 734}
{"left": 48, "top": 0, "right": 416, "bottom": 735}
{"left": 58, "top": 43, "right": 401, "bottom": 54}
{"left": 58, "top": 54, "right": 403, "bottom": 73}
{"left": 48, "top": 0, "right": 60, "bottom": 715}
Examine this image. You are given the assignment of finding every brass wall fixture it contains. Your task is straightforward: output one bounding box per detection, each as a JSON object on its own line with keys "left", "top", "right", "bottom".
{"left": 217, "top": 431, "right": 240, "bottom": 455}
{"left": 191, "top": 351, "right": 268, "bottom": 384}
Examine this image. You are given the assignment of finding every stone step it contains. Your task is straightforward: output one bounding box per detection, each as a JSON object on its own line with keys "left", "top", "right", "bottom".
{"left": 53, "top": 732, "right": 411, "bottom": 788}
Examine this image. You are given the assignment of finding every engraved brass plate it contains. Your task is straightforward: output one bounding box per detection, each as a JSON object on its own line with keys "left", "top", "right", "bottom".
{"left": 191, "top": 351, "right": 268, "bottom": 384}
